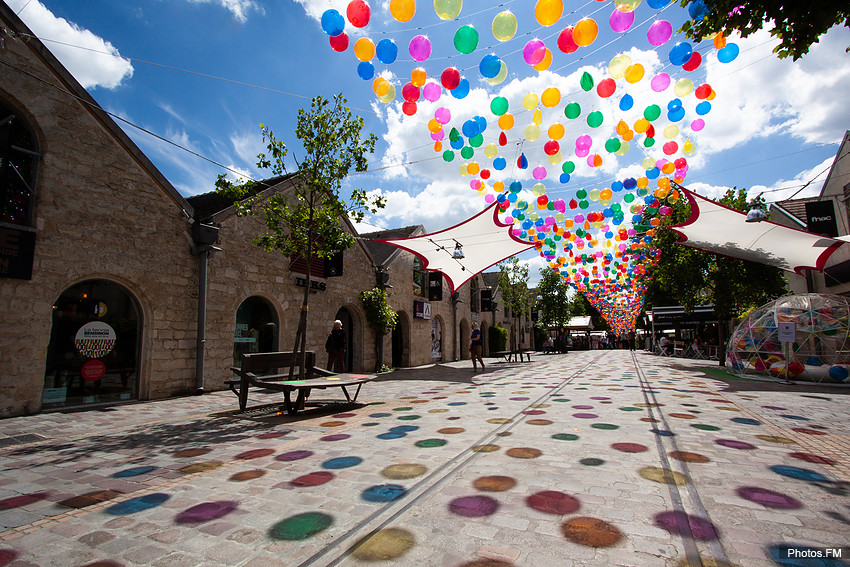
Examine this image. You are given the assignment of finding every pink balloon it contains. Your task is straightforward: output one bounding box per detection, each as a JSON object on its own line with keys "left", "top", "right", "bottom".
{"left": 647, "top": 20, "right": 673, "bottom": 46}
{"left": 431, "top": 131, "right": 444, "bottom": 141}
{"left": 434, "top": 106, "right": 451, "bottom": 124}
{"left": 576, "top": 134, "right": 592, "bottom": 149}
{"left": 523, "top": 39, "right": 547, "bottom": 65}
{"left": 691, "top": 118, "right": 705, "bottom": 131}
{"left": 576, "top": 147, "right": 589, "bottom": 158}
{"left": 533, "top": 166, "right": 547, "bottom": 180}
{"left": 574, "top": 214, "right": 585, "bottom": 223}
{"left": 609, "top": 8, "right": 635, "bottom": 33}
{"left": 650, "top": 72, "right": 670, "bottom": 92}
{"left": 422, "top": 82, "right": 442, "bottom": 102}
{"left": 409, "top": 35, "right": 432, "bottom": 62}
{"left": 485, "top": 194, "right": 496, "bottom": 204}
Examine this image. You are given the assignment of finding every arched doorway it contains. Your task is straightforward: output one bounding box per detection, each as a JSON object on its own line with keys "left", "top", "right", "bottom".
{"left": 392, "top": 311, "right": 410, "bottom": 368}
{"left": 459, "top": 319, "right": 470, "bottom": 360}
{"left": 43, "top": 279, "right": 142, "bottom": 409}
{"left": 431, "top": 316, "right": 443, "bottom": 362}
{"left": 233, "top": 296, "right": 279, "bottom": 367}
{"left": 334, "top": 307, "right": 354, "bottom": 372}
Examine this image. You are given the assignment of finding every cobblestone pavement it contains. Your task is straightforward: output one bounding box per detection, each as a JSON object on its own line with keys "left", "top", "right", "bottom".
{"left": 0, "top": 351, "right": 848, "bottom": 567}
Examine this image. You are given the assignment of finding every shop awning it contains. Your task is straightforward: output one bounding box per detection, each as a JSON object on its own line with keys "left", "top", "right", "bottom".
{"left": 373, "top": 203, "right": 534, "bottom": 294}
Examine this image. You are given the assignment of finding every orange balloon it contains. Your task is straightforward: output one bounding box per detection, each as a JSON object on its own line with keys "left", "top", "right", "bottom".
{"left": 573, "top": 18, "right": 598, "bottom": 47}
{"left": 467, "top": 162, "right": 480, "bottom": 175}
{"left": 713, "top": 32, "right": 727, "bottom": 49}
{"left": 434, "top": 141, "right": 442, "bottom": 152}
{"left": 498, "top": 113, "right": 515, "bottom": 130}
{"left": 535, "top": 0, "right": 563, "bottom": 26}
{"left": 624, "top": 63, "right": 644, "bottom": 84}
{"left": 616, "top": 120, "right": 629, "bottom": 135}
{"left": 390, "top": 0, "right": 416, "bottom": 22}
{"left": 634, "top": 118, "right": 650, "bottom": 133}
{"left": 354, "top": 37, "right": 375, "bottom": 62}
{"left": 622, "top": 130, "right": 634, "bottom": 141}
{"left": 548, "top": 123, "right": 565, "bottom": 140}
{"left": 533, "top": 49, "right": 553, "bottom": 71}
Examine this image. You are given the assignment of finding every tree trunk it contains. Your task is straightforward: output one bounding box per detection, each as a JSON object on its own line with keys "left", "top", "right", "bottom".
{"left": 289, "top": 193, "right": 315, "bottom": 380}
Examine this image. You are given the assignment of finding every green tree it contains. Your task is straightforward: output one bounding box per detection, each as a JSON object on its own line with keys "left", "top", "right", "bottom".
{"left": 498, "top": 257, "right": 530, "bottom": 349}
{"left": 216, "top": 94, "right": 383, "bottom": 377}
{"left": 360, "top": 287, "right": 398, "bottom": 372}
{"left": 535, "top": 267, "right": 572, "bottom": 350}
{"left": 678, "top": 0, "right": 849, "bottom": 60}
{"left": 568, "top": 291, "right": 608, "bottom": 332}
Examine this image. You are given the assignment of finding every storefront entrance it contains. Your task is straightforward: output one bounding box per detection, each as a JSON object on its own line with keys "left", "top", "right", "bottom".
{"left": 43, "top": 280, "right": 141, "bottom": 409}
{"left": 233, "top": 296, "right": 279, "bottom": 367}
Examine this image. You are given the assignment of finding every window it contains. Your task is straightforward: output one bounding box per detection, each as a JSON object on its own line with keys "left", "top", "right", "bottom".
{"left": 413, "top": 256, "right": 424, "bottom": 296}
{"left": 1, "top": 101, "right": 40, "bottom": 227}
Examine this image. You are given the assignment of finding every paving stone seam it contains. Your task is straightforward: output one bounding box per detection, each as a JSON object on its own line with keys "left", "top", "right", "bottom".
{"left": 298, "top": 353, "right": 611, "bottom": 567}
{"left": 633, "top": 353, "right": 730, "bottom": 567}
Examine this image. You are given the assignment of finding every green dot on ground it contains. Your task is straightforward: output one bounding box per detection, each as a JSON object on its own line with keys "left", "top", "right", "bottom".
{"left": 397, "top": 415, "right": 421, "bottom": 421}
{"left": 552, "top": 433, "right": 579, "bottom": 441}
{"left": 415, "top": 439, "right": 447, "bottom": 448}
{"left": 592, "top": 424, "right": 619, "bottom": 430}
{"left": 269, "top": 512, "right": 333, "bottom": 540}
{"left": 691, "top": 424, "right": 721, "bottom": 431}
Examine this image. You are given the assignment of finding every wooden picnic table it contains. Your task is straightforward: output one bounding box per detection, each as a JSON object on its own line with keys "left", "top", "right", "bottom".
{"left": 492, "top": 350, "right": 534, "bottom": 363}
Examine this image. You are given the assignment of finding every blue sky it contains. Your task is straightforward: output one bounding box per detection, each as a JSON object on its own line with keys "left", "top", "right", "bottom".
{"left": 8, "top": 0, "right": 850, "bottom": 283}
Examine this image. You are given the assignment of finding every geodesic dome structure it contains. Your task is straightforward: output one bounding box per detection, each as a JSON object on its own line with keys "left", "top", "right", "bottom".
{"left": 726, "top": 294, "right": 850, "bottom": 383}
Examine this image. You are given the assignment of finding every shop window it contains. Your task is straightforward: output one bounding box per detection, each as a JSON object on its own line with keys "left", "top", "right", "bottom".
{"left": 1, "top": 100, "right": 40, "bottom": 227}
{"left": 43, "top": 280, "right": 141, "bottom": 409}
{"left": 233, "top": 296, "right": 279, "bottom": 367}
{"left": 413, "top": 256, "right": 424, "bottom": 296}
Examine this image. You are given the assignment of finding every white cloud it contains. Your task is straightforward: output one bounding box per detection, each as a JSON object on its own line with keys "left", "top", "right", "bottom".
{"left": 9, "top": 0, "right": 134, "bottom": 89}
{"left": 185, "top": 0, "right": 263, "bottom": 22}
{"left": 290, "top": 0, "right": 349, "bottom": 24}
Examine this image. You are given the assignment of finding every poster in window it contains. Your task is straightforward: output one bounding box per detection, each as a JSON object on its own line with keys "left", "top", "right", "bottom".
{"left": 74, "top": 321, "right": 116, "bottom": 358}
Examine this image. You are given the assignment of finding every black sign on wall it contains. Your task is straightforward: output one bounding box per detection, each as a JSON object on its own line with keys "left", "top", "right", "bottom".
{"left": 805, "top": 200, "right": 839, "bottom": 237}
{"left": 428, "top": 271, "right": 443, "bottom": 301}
{"left": 0, "top": 227, "right": 35, "bottom": 280}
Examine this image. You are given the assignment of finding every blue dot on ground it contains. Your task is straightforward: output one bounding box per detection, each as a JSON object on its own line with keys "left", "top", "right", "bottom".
{"left": 770, "top": 465, "right": 830, "bottom": 483}
{"left": 731, "top": 417, "right": 761, "bottom": 425}
{"left": 370, "top": 413, "right": 392, "bottom": 418}
{"left": 650, "top": 429, "right": 675, "bottom": 437}
{"left": 362, "top": 484, "right": 408, "bottom": 502}
{"left": 378, "top": 432, "right": 407, "bottom": 440}
{"left": 105, "top": 493, "right": 170, "bottom": 515}
{"left": 391, "top": 425, "right": 419, "bottom": 432}
{"left": 112, "top": 466, "right": 157, "bottom": 478}
{"left": 448, "top": 402, "right": 467, "bottom": 406}
{"left": 322, "top": 457, "right": 363, "bottom": 469}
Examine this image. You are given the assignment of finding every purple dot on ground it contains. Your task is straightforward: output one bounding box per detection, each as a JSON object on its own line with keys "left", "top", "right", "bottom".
{"left": 590, "top": 397, "right": 610, "bottom": 400}
{"left": 572, "top": 405, "right": 594, "bottom": 409}
{"left": 762, "top": 406, "right": 787, "bottom": 410}
{"left": 276, "top": 450, "right": 313, "bottom": 462}
{"left": 448, "top": 495, "right": 500, "bottom": 517}
{"left": 573, "top": 413, "right": 598, "bottom": 419}
{"left": 736, "top": 486, "right": 803, "bottom": 509}
{"left": 321, "top": 434, "right": 351, "bottom": 442}
{"left": 333, "top": 413, "right": 357, "bottom": 418}
{"left": 715, "top": 439, "right": 756, "bottom": 450}
{"left": 653, "top": 510, "right": 720, "bottom": 541}
{"left": 510, "top": 397, "right": 530, "bottom": 401}
{"left": 176, "top": 501, "right": 238, "bottom": 524}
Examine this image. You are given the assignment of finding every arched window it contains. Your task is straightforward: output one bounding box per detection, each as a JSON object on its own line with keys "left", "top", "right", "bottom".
{"left": 233, "top": 296, "right": 279, "bottom": 366}
{"left": 1, "top": 100, "right": 40, "bottom": 227}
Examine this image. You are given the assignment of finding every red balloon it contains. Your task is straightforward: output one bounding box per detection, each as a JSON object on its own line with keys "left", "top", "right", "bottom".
{"left": 329, "top": 32, "right": 350, "bottom": 52}
{"left": 674, "top": 157, "right": 687, "bottom": 169}
{"left": 499, "top": 131, "right": 508, "bottom": 146}
{"left": 596, "top": 78, "right": 616, "bottom": 98}
{"left": 346, "top": 0, "right": 371, "bottom": 28}
{"left": 544, "top": 140, "right": 560, "bottom": 155}
{"left": 663, "top": 141, "right": 678, "bottom": 155}
{"left": 645, "top": 124, "right": 655, "bottom": 139}
{"left": 695, "top": 83, "right": 713, "bottom": 99}
{"left": 480, "top": 169, "right": 491, "bottom": 179}
{"left": 557, "top": 27, "right": 579, "bottom": 54}
{"left": 569, "top": 199, "right": 578, "bottom": 209}
{"left": 682, "top": 51, "right": 702, "bottom": 71}
{"left": 402, "top": 101, "right": 417, "bottom": 116}
{"left": 440, "top": 67, "right": 461, "bottom": 90}
{"left": 402, "top": 82, "right": 420, "bottom": 102}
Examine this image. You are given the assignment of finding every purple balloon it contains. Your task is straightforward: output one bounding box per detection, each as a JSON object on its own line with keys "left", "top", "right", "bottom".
{"left": 423, "top": 82, "right": 442, "bottom": 102}
{"left": 647, "top": 20, "right": 673, "bottom": 46}
{"left": 609, "top": 8, "right": 635, "bottom": 33}
{"left": 523, "top": 39, "right": 546, "bottom": 65}
{"left": 576, "top": 134, "right": 593, "bottom": 149}
{"left": 430, "top": 130, "right": 445, "bottom": 141}
{"left": 651, "top": 72, "right": 671, "bottom": 92}
{"left": 409, "top": 35, "right": 432, "bottom": 62}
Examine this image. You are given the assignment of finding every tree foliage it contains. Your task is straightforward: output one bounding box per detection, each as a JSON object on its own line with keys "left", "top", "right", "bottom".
{"left": 645, "top": 187, "right": 788, "bottom": 320}
{"left": 678, "top": 0, "right": 850, "bottom": 60}
{"left": 215, "top": 94, "right": 383, "bottom": 376}
{"left": 360, "top": 287, "right": 398, "bottom": 372}
{"left": 498, "top": 257, "right": 531, "bottom": 348}
{"left": 536, "top": 267, "right": 572, "bottom": 328}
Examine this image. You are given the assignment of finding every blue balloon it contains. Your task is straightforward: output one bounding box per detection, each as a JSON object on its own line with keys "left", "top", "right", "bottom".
{"left": 611, "top": 181, "right": 624, "bottom": 192}
{"left": 376, "top": 39, "right": 398, "bottom": 64}
{"left": 493, "top": 157, "right": 507, "bottom": 170}
{"left": 695, "top": 101, "right": 712, "bottom": 115}
{"left": 718, "top": 43, "right": 740, "bottom": 63}
{"left": 667, "top": 107, "right": 686, "bottom": 122}
{"left": 619, "top": 94, "right": 634, "bottom": 111}
{"left": 320, "top": 9, "right": 345, "bottom": 36}
{"left": 357, "top": 61, "right": 374, "bottom": 80}
{"left": 646, "top": 167, "right": 660, "bottom": 179}
{"left": 688, "top": 0, "right": 708, "bottom": 21}
{"left": 624, "top": 177, "right": 637, "bottom": 189}
{"left": 806, "top": 356, "right": 823, "bottom": 366}
{"left": 669, "top": 42, "right": 693, "bottom": 66}
{"left": 667, "top": 98, "right": 683, "bottom": 110}
{"left": 829, "top": 365, "right": 849, "bottom": 381}
{"left": 646, "top": 0, "right": 669, "bottom": 7}
{"left": 559, "top": 173, "right": 570, "bottom": 183}
{"left": 510, "top": 181, "right": 523, "bottom": 193}
{"left": 451, "top": 78, "right": 470, "bottom": 99}
{"left": 450, "top": 137, "right": 465, "bottom": 150}
{"left": 479, "top": 54, "right": 502, "bottom": 79}
{"left": 462, "top": 119, "right": 480, "bottom": 138}
{"left": 474, "top": 115, "right": 488, "bottom": 134}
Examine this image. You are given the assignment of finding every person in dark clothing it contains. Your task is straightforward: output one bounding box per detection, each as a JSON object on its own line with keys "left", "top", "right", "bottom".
{"left": 470, "top": 322, "right": 484, "bottom": 371}
{"left": 326, "top": 320, "right": 347, "bottom": 372}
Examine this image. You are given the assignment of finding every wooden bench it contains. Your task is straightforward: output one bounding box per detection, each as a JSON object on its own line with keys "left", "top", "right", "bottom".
{"left": 227, "top": 351, "right": 377, "bottom": 415}
{"left": 492, "top": 350, "right": 534, "bottom": 363}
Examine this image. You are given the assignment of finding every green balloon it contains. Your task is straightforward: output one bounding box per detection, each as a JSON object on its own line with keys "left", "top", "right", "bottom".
{"left": 461, "top": 146, "right": 474, "bottom": 159}
{"left": 562, "top": 161, "right": 576, "bottom": 174}
{"left": 611, "top": 203, "right": 622, "bottom": 212}
{"left": 624, "top": 193, "right": 635, "bottom": 202}
{"left": 469, "top": 134, "right": 484, "bottom": 147}
{"left": 449, "top": 127, "right": 460, "bottom": 142}
{"left": 576, "top": 189, "right": 587, "bottom": 199}
{"left": 564, "top": 102, "right": 581, "bottom": 119}
{"left": 580, "top": 71, "right": 594, "bottom": 92}
{"left": 490, "top": 96, "right": 509, "bottom": 115}
{"left": 547, "top": 202, "right": 555, "bottom": 210}
{"left": 443, "top": 150, "right": 455, "bottom": 162}
{"left": 579, "top": 200, "right": 589, "bottom": 209}
{"left": 643, "top": 104, "right": 661, "bottom": 121}
{"left": 644, "top": 137, "right": 656, "bottom": 148}
{"left": 587, "top": 111, "right": 603, "bottom": 128}
{"left": 604, "top": 138, "right": 621, "bottom": 152}
{"left": 454, "top": 25, "right": 479, "bottom": 54}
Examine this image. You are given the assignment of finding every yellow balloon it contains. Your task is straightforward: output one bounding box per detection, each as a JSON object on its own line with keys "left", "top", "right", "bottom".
{"left": 589, "top": 189, "right": 600, "bottom": 201}
{"left": 532, "top": 49, "right": 552, "bottom": 71}
{"left": 541, "top": 87, "right": 561, "bottom": 108}
{"left": 498, "top": 113, "right": 515, "bottom": 130}
{"left": 634, "top": 118, "right": 650, "bottom": 133}
{"left": 683, "top": 139, "right": 696, "bottom": 156}
{"left": 573, "top": 18, "right": 598, "bottom": 47}
{"left": 636, "top": 176, "right": 649, "bottom": 188}
{"left": 524, "top": 123, "right": 541, "bottom": 141}
{"left": 378, "top": 83, "right": 396, "bottom": 102}
{"left": 616, "top": 141, "right": 630, "bottom": 155}
{"left": 411, "top": 67, "right": 427, "bottom": 87}
{"left": 522, "top": 92, "right": 539, "bottom": 110}
{"left": 434, "top": 0, "right": 462, "bottom": 20}
{"left": 674, "top": 78, "right": 694, "bottom": 97}
{"left": 484, "top": 143, "right": 498, "bottom": 158}
{"left": 663, "top": 125, "right": 679, "bottom": 139}
{"left": 614, "top": 0, "right": 641, "bottom": 12}
{"left": 624, "top": 63, "right": 644, "bottom": 84}
{"left": 641, "top": 157, "right": 656, "bottom": 170}
{"left": 492, "top": 10, "right": 518, "bottom": 41}
{"left": 390, "top": 0, "right": 416, "bottom": 22}
{"left": 373, "top": 77, "right": 389, "bottom": 96}
{"left": 548, "top": 123, "right": 565, "bottom": 140}
{"left": 354, "top": 38, "right": 375, "bottom": 62}
{"left": 657, "top": 177, "right": 670, "bottom": 190}
{"left": 535, "top": 0, "right": 563, "bottom": 26}
{"left": 486, "top": 61, "right": 508, "bottom": 85}
{"left": 532, "top": 108, "right": 543, "bottom": 125}
{"left": 547, "top": 151, "right": 562, "bottom": 165}
{"left": 459, "top": 165, "right": 468, "bottom": 176}
{"left": 608, "top": 54, "right": 632, "bottom": 79}
{"left": 532, "top": 183, "right": 546, "bottom": 196}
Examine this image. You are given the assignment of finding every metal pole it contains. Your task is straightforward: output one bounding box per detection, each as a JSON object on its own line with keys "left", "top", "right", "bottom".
{"left": 195, "top": 249, "right": 209, "bottom": 394}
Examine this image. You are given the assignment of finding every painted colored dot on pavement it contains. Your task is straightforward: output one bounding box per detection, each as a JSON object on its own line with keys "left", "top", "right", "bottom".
{"left": 449, "top": 495, "right": 500, "bottom": 517}
{"left": 415, "top": 439, "right": 447, "bottom": 448}
{"left": 269, "top": 512, "right": 334, "bottom": 540}
{"left": 362, "top": 484, "right": 408, "bottom": 503}
{"left": 561, "top": 517, "right": 623, "bottom": 547}
{"left": 351, "top": 528, "right": 415, "bottom": 561}
{"left": 527, "top": 491, "right": 580, "bottom": 515}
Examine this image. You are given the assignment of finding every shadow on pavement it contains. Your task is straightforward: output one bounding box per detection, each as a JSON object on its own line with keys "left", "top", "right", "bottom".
{"left": 374, "top": 361, "right": 517, "bottom": 384}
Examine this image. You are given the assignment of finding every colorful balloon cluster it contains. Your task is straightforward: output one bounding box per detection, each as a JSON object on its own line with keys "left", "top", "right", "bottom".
{"left": 318, "top": 0, "right": 738, "bottom": 333}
